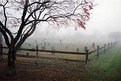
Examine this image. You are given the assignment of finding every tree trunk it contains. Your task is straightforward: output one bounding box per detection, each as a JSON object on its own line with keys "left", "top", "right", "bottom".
{"left": 7, "top": 48, "right": 16, "bottom": 76}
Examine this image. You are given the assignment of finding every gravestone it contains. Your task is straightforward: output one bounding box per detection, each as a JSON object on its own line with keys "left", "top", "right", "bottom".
{"left": 44, "top": 42, "right": 46, "bottom": 45}
{"left": 76, "top": 48, "right": 79, "bottom": 52}
{"left": 42, "top": 45, "right": 45, "bottom": 50}
{"left": 65, "top": 46, "right": 68, "bottom": 49}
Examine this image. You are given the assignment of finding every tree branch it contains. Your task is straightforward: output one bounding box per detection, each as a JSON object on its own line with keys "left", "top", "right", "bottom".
{"left": 0, "top": 21, "right": 14, "bottom": 41}
{"left": 0, "top": 26, "right": 10, "bottom": 47}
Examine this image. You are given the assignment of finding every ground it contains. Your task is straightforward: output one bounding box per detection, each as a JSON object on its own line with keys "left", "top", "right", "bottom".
{"left": 0, "top": 45, "right": 121, "bottom": 81}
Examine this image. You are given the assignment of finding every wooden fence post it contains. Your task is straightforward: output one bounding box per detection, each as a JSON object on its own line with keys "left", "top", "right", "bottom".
{"left": 36, "top": 44, "right": 39, "bottom": 64}
{"left": 51, "top": 47, "right": 55, "bottom": 54}
{"left": 97, "top": 45, "right": 99, "bottom": 60}
{"left": 84, "top": 47, "right": 89, "bottom": 69}
{"left": 76, "top": 48, "right": 79, "bottom": 52}
{"left": 104, "top": 44, "right": 106, "bottom": 54}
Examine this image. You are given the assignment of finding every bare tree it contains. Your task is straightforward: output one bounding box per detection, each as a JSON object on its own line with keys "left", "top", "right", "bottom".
{"left": 0, "top": 0, "right": 94, "bottom": 76}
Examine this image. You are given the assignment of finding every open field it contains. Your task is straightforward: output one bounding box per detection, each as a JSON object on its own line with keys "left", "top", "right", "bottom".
{"left": 0, "top": 44, "right": 121, "bottom": 81}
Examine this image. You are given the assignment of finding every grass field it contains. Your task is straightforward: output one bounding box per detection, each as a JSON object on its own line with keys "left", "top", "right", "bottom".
{"left": 2, "top": 42, "right": 106, "bottom": 61}
{"left": 0, "top": 43, "right": 121, "bottom": 81}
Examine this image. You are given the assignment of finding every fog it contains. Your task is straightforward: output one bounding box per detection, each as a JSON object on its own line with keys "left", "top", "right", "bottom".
{"left": 24, "top": 0, "right": 121, "bottom": 44}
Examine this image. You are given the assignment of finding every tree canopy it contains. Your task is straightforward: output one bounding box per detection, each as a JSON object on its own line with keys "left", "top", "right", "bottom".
{"left": 0, "top": 0, "right": 95, "bottom": 76}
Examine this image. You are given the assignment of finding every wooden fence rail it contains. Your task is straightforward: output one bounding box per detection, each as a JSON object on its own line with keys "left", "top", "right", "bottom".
{"left": 1, "top": 42, "right": 117, "bottom": 68}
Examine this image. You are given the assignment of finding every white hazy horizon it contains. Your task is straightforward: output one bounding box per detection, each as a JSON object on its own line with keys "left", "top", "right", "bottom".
{"left": 25, "top": 0, "right": 121, "bottom": 44}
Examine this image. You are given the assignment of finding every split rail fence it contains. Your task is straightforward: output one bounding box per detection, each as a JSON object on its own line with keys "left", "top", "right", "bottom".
{"left": 0, "top": 42, "right": 117, "bottom": 68}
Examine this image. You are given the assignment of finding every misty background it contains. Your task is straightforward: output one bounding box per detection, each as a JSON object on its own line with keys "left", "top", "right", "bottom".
{"left": 26, "top": 0, "right": 121, "bottom": 45}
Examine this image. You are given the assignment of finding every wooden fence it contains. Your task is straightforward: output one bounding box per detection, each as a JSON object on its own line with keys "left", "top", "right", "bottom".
{"left": 1, "top": 42, "right": 117, "bottom": 68}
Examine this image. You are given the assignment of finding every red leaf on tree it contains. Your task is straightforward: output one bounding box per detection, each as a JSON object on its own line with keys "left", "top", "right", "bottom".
{"left": 83, "top": 22, "right": 86, "bottom": 25}
{"left": 86, "top": 12, "right": 90, "bottom": 16}
{"left": 81, "top": 15, "right": 87, "bottom": 21}
{"left": 89, "top": 5, "right": 93, "bottom": 10}
{"left": 84, "top": 0, "right": 88, "bottom": 4}
{"left": 53, "top": 18, "right": 56, "bottom": 22}
{"left": 83, "top": 8, "right": 89, "bottom": 16}
{"left": 81, "top": 15, "right": 85, "bottom": 20}
{"left": 83, "top": 8, "right": 88, "bottom": 12}
{"left": 86, "top": 15, "right": 89, "bottom": 20}
{"left": 77, "top": 19, "right": 86, "bottom": 30}
{"left": 80, "top": 23, "right": 86, "bottom": 30}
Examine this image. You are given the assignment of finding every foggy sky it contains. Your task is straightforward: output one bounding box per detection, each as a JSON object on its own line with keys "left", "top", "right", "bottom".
{"left": 27, "top": 0, "right": 121, "bottom": 43}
